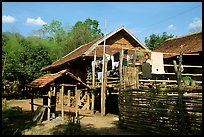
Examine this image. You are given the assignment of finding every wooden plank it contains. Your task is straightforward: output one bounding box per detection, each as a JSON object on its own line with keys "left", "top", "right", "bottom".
{"left": 135, "top": 63, "right": 202, "bottom": 68}
{"left": 68, "top": 90, "right": 71, "bottom": 107}
{"left": 59, "top": 84, "right": 77, "bottom": 87}
{"left": 32, "top": 106, "right": 46, "bottom": 122}
{"left": 29, "top": 102, "right": 50, "bottom": 107}
{"left": 139, "top": 79, "right": 177, "bottom": 83}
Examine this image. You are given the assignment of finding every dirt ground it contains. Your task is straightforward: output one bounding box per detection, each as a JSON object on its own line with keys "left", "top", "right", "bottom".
{"left": 6, "top": 98, "right": 142, "bottom": 135}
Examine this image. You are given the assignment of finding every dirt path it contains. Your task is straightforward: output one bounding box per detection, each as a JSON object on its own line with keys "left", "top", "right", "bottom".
{"left": 6, "top": 99, "right": 139, "bottom": 135}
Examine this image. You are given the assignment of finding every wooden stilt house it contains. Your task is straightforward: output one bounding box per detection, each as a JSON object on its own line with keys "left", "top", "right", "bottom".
{"left": 39, "top": 26, "right": 150, "bottom": 116}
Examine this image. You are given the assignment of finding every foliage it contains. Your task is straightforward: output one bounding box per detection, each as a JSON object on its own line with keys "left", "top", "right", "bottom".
{"left": 2, "top": 18, "right": 103, "bottom": 99}
{"left": 182, "top": 76, "right": 192, "bottom": 82}
{"left": 63, "top": 18, "right": 103, "bottom": 54}
{"left": 182, "top": 76, "right": 192, "bottom": 85}
{"left": 144, "top": 32, "right": 174, "bottom": 50}
{"left": 2, "top": 104, "right": 36, "bottom": 135}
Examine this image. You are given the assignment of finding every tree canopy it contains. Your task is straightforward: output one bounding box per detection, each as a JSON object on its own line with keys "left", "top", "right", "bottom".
{"left": 144, "top": 32, "right": 174, "bottom": 50}
{"left": 2, "top": 18, "right": 103, "bottom": 98}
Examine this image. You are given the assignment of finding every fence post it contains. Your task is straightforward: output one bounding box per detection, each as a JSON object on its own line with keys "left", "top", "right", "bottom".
{"left": 174, "top": 45, "right": 185, "bottom": 134}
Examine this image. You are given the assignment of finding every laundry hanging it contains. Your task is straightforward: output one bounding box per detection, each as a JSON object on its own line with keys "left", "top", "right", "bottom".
{"left": 151, "top": 52, "right": 165, "bottom": 74}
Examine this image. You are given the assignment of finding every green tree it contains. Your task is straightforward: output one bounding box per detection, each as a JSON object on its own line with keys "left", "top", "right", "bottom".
{"left": 64, "top": 18, "right": 103, "bottom": 54}
{"left": 41, "top": 20, "right": 67, "bottom": 45}
{"left": 2, "top": 32, "right": 52, "bottom": 86}
{"left": 145, "top": 32, "right": 174, "bottom": 50}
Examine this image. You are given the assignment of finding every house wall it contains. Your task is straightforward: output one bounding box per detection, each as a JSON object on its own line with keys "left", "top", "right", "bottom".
{"left": 163, "top": 54, "right": 202, "bottom": 81}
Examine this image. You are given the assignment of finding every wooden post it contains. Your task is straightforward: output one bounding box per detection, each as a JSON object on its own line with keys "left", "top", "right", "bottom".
{"left": 68, "top": 90, "right": 71, "bottom": 107}
{"left": 133, "top": 50, "right": 139, "bottom": 89}
{"left": 101, "top": 18, "right": 107, "bottom": 116}
{"left": 178, "top": 45, "right": 185, "bottom": 135}
{"left": 101, "top": 56, "right": 107, "bottom": 116}
{"left": 47, "top": 87, "right": 51, "bottom": 121}
{"left": 119, "top": 48, "right": 124, "bottom": 121}
{"left": 75, "top": 86, "right": 79, "bottom": 118}
{"left": 91, "top": 91, "right": 95, "bottom": 115}
{"left": 87, "top": 92, "right": 90, "bottom": 110}
{"left": 92, "top": 48, "right": 97, "bottom": 88}
{"left": 119, "top": 48, "right": 124, "bottom": 89}
{"left": 53, "top": 86, "right": 56, "bottom": 96}
{"left": 173, "top": 45, "right": 185, "bottom": 135}
{"left": 61, "top": 85, "right": 64, "bottom": 119}
{"left": 31, "top": 88, "right": 34, "bottom": 113}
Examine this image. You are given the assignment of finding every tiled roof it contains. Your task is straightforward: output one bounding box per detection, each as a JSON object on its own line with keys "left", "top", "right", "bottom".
{"left": 27, "top": 69, "right": 90, "bottom": 89}
{"left": 153, "top": 32, "right": 202, "bottom": 58}
{"left": 27, "top": 69, "right": 67, "bottom": 88}
{"left": 42, "top": 26, "right": 149, "bottom": 71}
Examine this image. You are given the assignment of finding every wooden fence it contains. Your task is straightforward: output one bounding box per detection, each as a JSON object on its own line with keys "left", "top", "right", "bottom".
{"left": 118, "top": 48, "right": 202, "bottom": 135}
{"left": 119, "top": 87, "right": 202, "bottom": 135}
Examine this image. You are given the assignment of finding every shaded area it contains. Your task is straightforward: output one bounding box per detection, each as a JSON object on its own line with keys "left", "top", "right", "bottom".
{"left": 2, "top": 107, "right": 37, "bottom": 135}
{"left": 50, "top": 116, "right": 150, "bottom": 135}
{"left": 119, "top": 88, "right": 202, "bottom": 135}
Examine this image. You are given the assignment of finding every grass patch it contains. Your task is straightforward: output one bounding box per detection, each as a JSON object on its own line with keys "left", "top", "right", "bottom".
{"left": 2, "top": 104, "right": 37, "bottom": 135}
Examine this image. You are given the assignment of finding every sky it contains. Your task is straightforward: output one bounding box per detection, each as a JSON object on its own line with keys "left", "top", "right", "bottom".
{"left": 2, "top": 2, "right": 202, "bottom": 44}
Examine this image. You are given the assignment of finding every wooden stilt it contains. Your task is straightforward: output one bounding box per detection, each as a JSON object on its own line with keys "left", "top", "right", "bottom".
{"left": 68, "top": 90, "right": 71, "bottom": 107}
{"left": 91, "top": 91, "right": 95, "bottom": 115}
{"left": 53, "top": 86, "right": 56, "bottom": 96}
{"left": 120, "top": 48, "right": 124, "bottom": 89}
{"left": 47, "top": 87, "right": 51, "bottom": 121}
{"left": 61, "top": 85, "right": 64, "bottom": 119}
{"left": 92, "top": 49, "right": 97, "bottom": 88}
{"left": 87, "top": 92, "right": 90, "bottom": 110}
{"left": 75, "top": 86, "right": 79, "bottom": 118}
{"left": 101, "top": 57, "right": 107, "bottom": 116}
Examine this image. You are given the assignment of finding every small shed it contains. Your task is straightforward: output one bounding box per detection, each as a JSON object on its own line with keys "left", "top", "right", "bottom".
{"left": 26, "top": 69, "right": 91, "bottom": 122}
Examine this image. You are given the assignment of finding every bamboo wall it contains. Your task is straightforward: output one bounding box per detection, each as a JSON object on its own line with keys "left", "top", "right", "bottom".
{"left": 119, "top": 88, "right": 202, "bottom": 135}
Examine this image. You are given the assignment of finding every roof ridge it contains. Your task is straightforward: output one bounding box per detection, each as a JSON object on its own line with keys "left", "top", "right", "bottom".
{"left": 165, "top": 31, "right": 202, "bottom": 42}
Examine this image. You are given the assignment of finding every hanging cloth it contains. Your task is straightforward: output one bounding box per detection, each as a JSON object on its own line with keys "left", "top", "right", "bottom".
{"left": 151, "top": 52, "right": 165, "bottom": 74}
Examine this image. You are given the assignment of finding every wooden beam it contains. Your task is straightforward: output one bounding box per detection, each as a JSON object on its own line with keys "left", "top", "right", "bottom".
{"left": 61, "top": 85, "right": 64, "bottom": 119}
{"left": 119, "top": 48, "right": 124, "bottom": 89}
{"left": 101, "top": 56, "right": 107, "bottom": 116}
{"left": 87, "top": 92, "right": 90, "bottom": 110}
{"left": 59, "top": 84, "right": 77, "bottom": 87}
{"left": 91, "top": 91, "right": 95, "bottom": 115}
{"left": 53, "top": 86, "right": 56, "bottom": 96}
{"left": 47, "top": 87, "right": 51, "bottom": 121}
{"left": 75, "top": 86, "right": 79, "bottom": 118}
{"left": 92, "top": 48, "right": 97, "bottom": 88}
